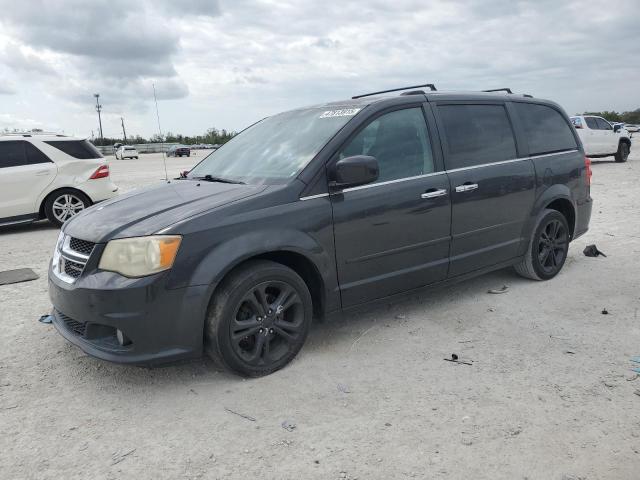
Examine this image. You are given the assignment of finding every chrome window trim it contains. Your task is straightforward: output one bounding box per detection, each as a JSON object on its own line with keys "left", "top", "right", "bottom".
{"left": 298, "top": 149, "right": 579, "bottom": 199}
{"left": 341, "top": 171, "right": 446, "bottom": 193}
{"left": 299, "top": 192, "right": 330, "bottom": 201}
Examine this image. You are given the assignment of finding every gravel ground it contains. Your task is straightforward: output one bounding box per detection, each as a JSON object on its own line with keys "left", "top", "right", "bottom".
{"left": 1, "top": 151, "right": 639, "bottom": 479}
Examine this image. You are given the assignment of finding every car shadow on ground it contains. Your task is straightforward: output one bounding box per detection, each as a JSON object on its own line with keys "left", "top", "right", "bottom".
{"left": 0, "top": 219, "right": 59, "bottom": 234}
{"left": 57, "top": 265, "right": 531, "bottom": 387}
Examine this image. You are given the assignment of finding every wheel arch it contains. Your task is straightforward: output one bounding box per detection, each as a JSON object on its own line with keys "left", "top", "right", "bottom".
{"left": 526, "top": 185, "right": 577, "bottom": 241}
{"left": 619, "top": 137, "right": 631, "bottom": 147}
{"left": 38, "top": 186, "right": 94, "bottom": 219}
{"left": 183, "top": 229, "right": 337, "bottom": 321}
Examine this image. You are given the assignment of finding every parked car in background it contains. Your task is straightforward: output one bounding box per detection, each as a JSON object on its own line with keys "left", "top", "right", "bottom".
{"left": 570, "top": 115, "right": 631, "bottom": 162}
{"left": 0, "top": 133, "right": 118, "bottom": 227}
{"left": 624, "top": 124, "right": 639, "bottom": 133}
{"left": 167, "top": 145, "right": 191, "bottom": 157}
{"left": 115, "top": 145, "right": 139, "bottom": 160}
{"left": 48, "top": 86, "right": 591, "bottom": 377}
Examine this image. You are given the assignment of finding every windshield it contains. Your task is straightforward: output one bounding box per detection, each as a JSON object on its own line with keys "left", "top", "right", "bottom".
{"left": 188, "top": 106, "right": 362, "bottom": 184}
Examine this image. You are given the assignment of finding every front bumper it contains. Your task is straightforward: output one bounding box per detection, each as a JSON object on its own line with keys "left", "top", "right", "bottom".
{"left": 48, "top": 264, "right": 209, "bottom": 366}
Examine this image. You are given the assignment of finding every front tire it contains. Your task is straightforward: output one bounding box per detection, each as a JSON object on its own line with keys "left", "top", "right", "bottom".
{"left": 514, "top": 209, "right": 570, "bottom": 281}
{"left": 44, "top": 189, "right": 92, "bottom": 227}
{"left": 205, "top": 260, "right": 313, "bottom": 377}
{"left": 615, "top": 141, "right": 629, "bottom": 163}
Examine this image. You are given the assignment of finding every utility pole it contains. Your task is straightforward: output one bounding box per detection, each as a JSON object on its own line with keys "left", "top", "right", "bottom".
{"left": 120, "top": 117, "right": 127, "bottom": 143}
{"left": 93, "top": 93, "right": 103, "bottom": 141}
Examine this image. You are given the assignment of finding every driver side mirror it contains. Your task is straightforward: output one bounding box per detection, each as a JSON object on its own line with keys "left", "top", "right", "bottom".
{"left": 329, "top": 155, "right": 379, "bottom": 190}
{"left": 613, "top": 124, "right": 621, "bottom": 133}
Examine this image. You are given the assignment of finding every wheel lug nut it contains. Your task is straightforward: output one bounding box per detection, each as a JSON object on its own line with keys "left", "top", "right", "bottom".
{"left": 259, "top": 328, "right": 263, "bottom": 333}
{"left": 257, "top": 317, "right": 262, "bottom": 322}
{"left": 269, "top": 328, "right": 274, "bottom": 334}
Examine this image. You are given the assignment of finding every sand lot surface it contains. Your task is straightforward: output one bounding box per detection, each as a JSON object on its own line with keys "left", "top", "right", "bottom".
{"left": 1, "top": 150, "right": 639, "bottom": 479}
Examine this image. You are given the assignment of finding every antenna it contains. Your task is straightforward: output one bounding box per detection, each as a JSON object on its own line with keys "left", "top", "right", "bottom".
{"left": 152, "top": 83, "right": 169, "bottom": 182}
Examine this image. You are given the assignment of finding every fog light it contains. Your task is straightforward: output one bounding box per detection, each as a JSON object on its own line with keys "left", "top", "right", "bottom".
{"left": 116, "top": 329, "right": 131, "bottom": 346}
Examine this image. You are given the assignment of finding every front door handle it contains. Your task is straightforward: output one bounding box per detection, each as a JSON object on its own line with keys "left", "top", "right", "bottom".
{"left": 455, "top": 183, "right": 478, "bottom": 193}
{"left": 35, "top": 170, "right": 51, "bottom": 176}
{"left": 421, "top": 188, "right": 448, "bottom": 199}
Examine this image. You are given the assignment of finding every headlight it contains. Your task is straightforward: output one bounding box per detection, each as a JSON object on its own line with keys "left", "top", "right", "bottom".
{"left": 98, "top": 235, "right": 182, "bottom": 278}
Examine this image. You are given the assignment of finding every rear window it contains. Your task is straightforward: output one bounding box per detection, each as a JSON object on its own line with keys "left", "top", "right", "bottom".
{"left": 514, "top": 103, "right": 577, "bottom": 155}
{"left": 44, "top": 140, "right": 103, "bottom": 159}
{"left": 0, "top": 141, "right": 26, "bottom": 168}
{"left": 24, "top": 143, "right": 53, "bottom": 165}
{"left": 438, "top": 104, "right": 517, "bottom": 169}
{"left": 585, "top": 117, "right": 599, "bottom": 130}
{"left": 124, "top": 146, "right": 135, "bottom": 150}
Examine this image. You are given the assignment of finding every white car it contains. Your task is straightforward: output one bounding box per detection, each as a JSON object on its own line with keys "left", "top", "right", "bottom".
{"left": 0, "top": 133, "right": 119, "bottom": 227}
{"left": 115, "top": 145, "right": 138, "bottom": 160}
{"left": 624, "top": 124, "right": 639, "bottom": 133}
{"left": 570, "top": 115, "right": 631, "bottom": 162}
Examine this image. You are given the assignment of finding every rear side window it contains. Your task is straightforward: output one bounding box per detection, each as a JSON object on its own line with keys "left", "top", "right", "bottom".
{"left": 514, "top": 103, "right": 577, "bottom": 155}
{"left": 44, "top": 140, "right": 103, "bottom": 159}
{"left": 0, "top": 141, "right": 26, "bottom": 168}
{"left": 24, "top": 143, "right": 53, "bottom": 165}
{"left": 585, "top": 117, "right": 599, "bottom": 129}
{"left": 438, "top": 104, "right": 517, "bottom": 169}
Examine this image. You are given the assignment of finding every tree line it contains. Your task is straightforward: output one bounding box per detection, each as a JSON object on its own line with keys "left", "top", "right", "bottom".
{"left": 90, "top": 127, "right": 236, "bottom": 147}
{"left": 580, "top": 108, "right": 640, "bottom": 124}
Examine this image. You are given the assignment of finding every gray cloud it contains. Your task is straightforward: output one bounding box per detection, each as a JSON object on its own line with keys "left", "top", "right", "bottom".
{"left": 0, "top": 0, "right": 638, "bottom": 138}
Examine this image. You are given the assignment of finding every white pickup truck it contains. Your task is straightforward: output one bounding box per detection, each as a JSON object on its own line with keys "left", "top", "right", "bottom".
{"left": 570, "top": 115, "right": 631, "bottom": 162}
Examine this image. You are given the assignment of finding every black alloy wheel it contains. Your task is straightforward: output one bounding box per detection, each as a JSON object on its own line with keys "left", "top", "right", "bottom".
{"left": 205, "top": 260, "right": 312, "bottom": 377}
{"left": 536, "top": 218, "right": 568, "bottom": 276}
{"left": 514, "top": 209, "right": 570, "bottom": 281}
{"left": 230, "top": 281, "right": 305, "bottom": 366}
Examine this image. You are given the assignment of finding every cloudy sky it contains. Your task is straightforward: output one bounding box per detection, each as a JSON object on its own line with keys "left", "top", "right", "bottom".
{"left": 0, "top": 0, "right": 638, "bottom": 139}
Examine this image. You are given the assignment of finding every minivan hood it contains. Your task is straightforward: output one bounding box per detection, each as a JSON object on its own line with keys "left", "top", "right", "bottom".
{"left": 64, "top": 180, "right": 266, "bottom": 242}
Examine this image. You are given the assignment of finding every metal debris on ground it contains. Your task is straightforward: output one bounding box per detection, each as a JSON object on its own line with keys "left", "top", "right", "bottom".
{"left": 564, "top": 350, "right": 575, "bottom": 354}
{"left": 0, "top": 268, "right": 39, "bottom": 286}
{"left": 337, "top": 383, "right": 351, "bottom": 394}
{"left": 38, "top": 314, "right": 53, "bottom": 324}
{"left": 488, "top": 285, "right": 509, "bottom": 294}
{"left": 630, "top": 357, "right": 640, "bottom": 364}
{"left": 583, "top": 244, "right": 607, "bottom": 257}
{"left": 444, "top": 353, "right": 473, "bottom": 366}
{"left": 111, "top": 448, "right": 136, "bottom": 466}
{"left": 224, "top": 407, "right": 256, "bottom": 422}
{"left": 601, "top": 309, "right": 609, "bottom": 315}
{"left": 281, "top": 420, "right": 296, "bottom": 432}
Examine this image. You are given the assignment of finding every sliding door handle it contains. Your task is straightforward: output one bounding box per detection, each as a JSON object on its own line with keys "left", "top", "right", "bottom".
{"left": 455, "top": 183, "right": 478, "bottom": 193}
{"left": 421, "top": 188, "right": 448, "bottom": 199}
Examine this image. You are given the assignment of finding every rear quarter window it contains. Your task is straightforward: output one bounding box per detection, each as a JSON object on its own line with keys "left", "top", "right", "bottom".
{"left": 44, "top": 140, "right": 103, "bottom": 159}
{"left": 438, "top": 104, "right": 517, "bottom": 169}
{"left": 514, "top": 103, "right": 577, "bottom": 155}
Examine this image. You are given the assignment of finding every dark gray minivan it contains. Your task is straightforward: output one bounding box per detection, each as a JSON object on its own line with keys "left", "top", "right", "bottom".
{"left": 49, "top": 85, "right": 592, "bottom": 376}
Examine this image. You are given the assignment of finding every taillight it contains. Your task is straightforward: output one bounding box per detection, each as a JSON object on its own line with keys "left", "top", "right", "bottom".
{"left": 90, "top": 164, "right": 109, "bottom": 179}
{"left": 584, "top": 156, "right": 592, "bottom": 186}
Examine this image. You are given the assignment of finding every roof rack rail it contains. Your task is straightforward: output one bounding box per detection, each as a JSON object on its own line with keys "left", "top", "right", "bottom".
{"left": 0, "top": 131, "right": 66, "bottom": 137}
{"left": 483, "top": 88, "right": 513, "bottom": 94}
{"left": 352, "top": 83, "right": 437, "bottom": 100}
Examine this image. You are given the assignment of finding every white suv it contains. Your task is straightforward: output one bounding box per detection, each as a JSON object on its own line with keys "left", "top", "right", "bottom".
{"left": 115, "top": 145, "right": 139, "bottom": 160}
{"left": 570, "top": 115, "right": 631, "bottom": 162}
{"left": 0, "top": 133, "right": 119, "bottom": 227}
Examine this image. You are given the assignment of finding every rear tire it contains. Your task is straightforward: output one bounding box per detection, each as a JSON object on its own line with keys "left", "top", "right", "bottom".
{"left": 514, "top": 209, "right": 570, "bottom": 281}
{"left": 614, "top": 141, "right": 629, "bottom": 162}
{"left": 44, "top": 189, "right": 92, "bottom": 227}
{"left": 204, "top": 260, "right": 313, "bottom": 377}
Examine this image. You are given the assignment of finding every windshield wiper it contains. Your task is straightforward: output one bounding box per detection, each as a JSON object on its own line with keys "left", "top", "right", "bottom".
{"left": 193, "top": 175, "right": 246, "bottom": 185}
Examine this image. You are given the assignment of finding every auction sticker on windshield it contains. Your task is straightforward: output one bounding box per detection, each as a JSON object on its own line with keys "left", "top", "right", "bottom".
{"left": 319, "top": 108, "right": 361, "bottom": 118}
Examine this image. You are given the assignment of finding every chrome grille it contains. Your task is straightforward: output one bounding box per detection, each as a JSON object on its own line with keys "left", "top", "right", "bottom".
{"left": 63, "top": 259, "right": 84, "bottom": 278}
{"left": 69, "top": 237, "right": 95, "bottom": 256}
{"left": 52, "top": 234, "right": 93, "bottom": 284}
